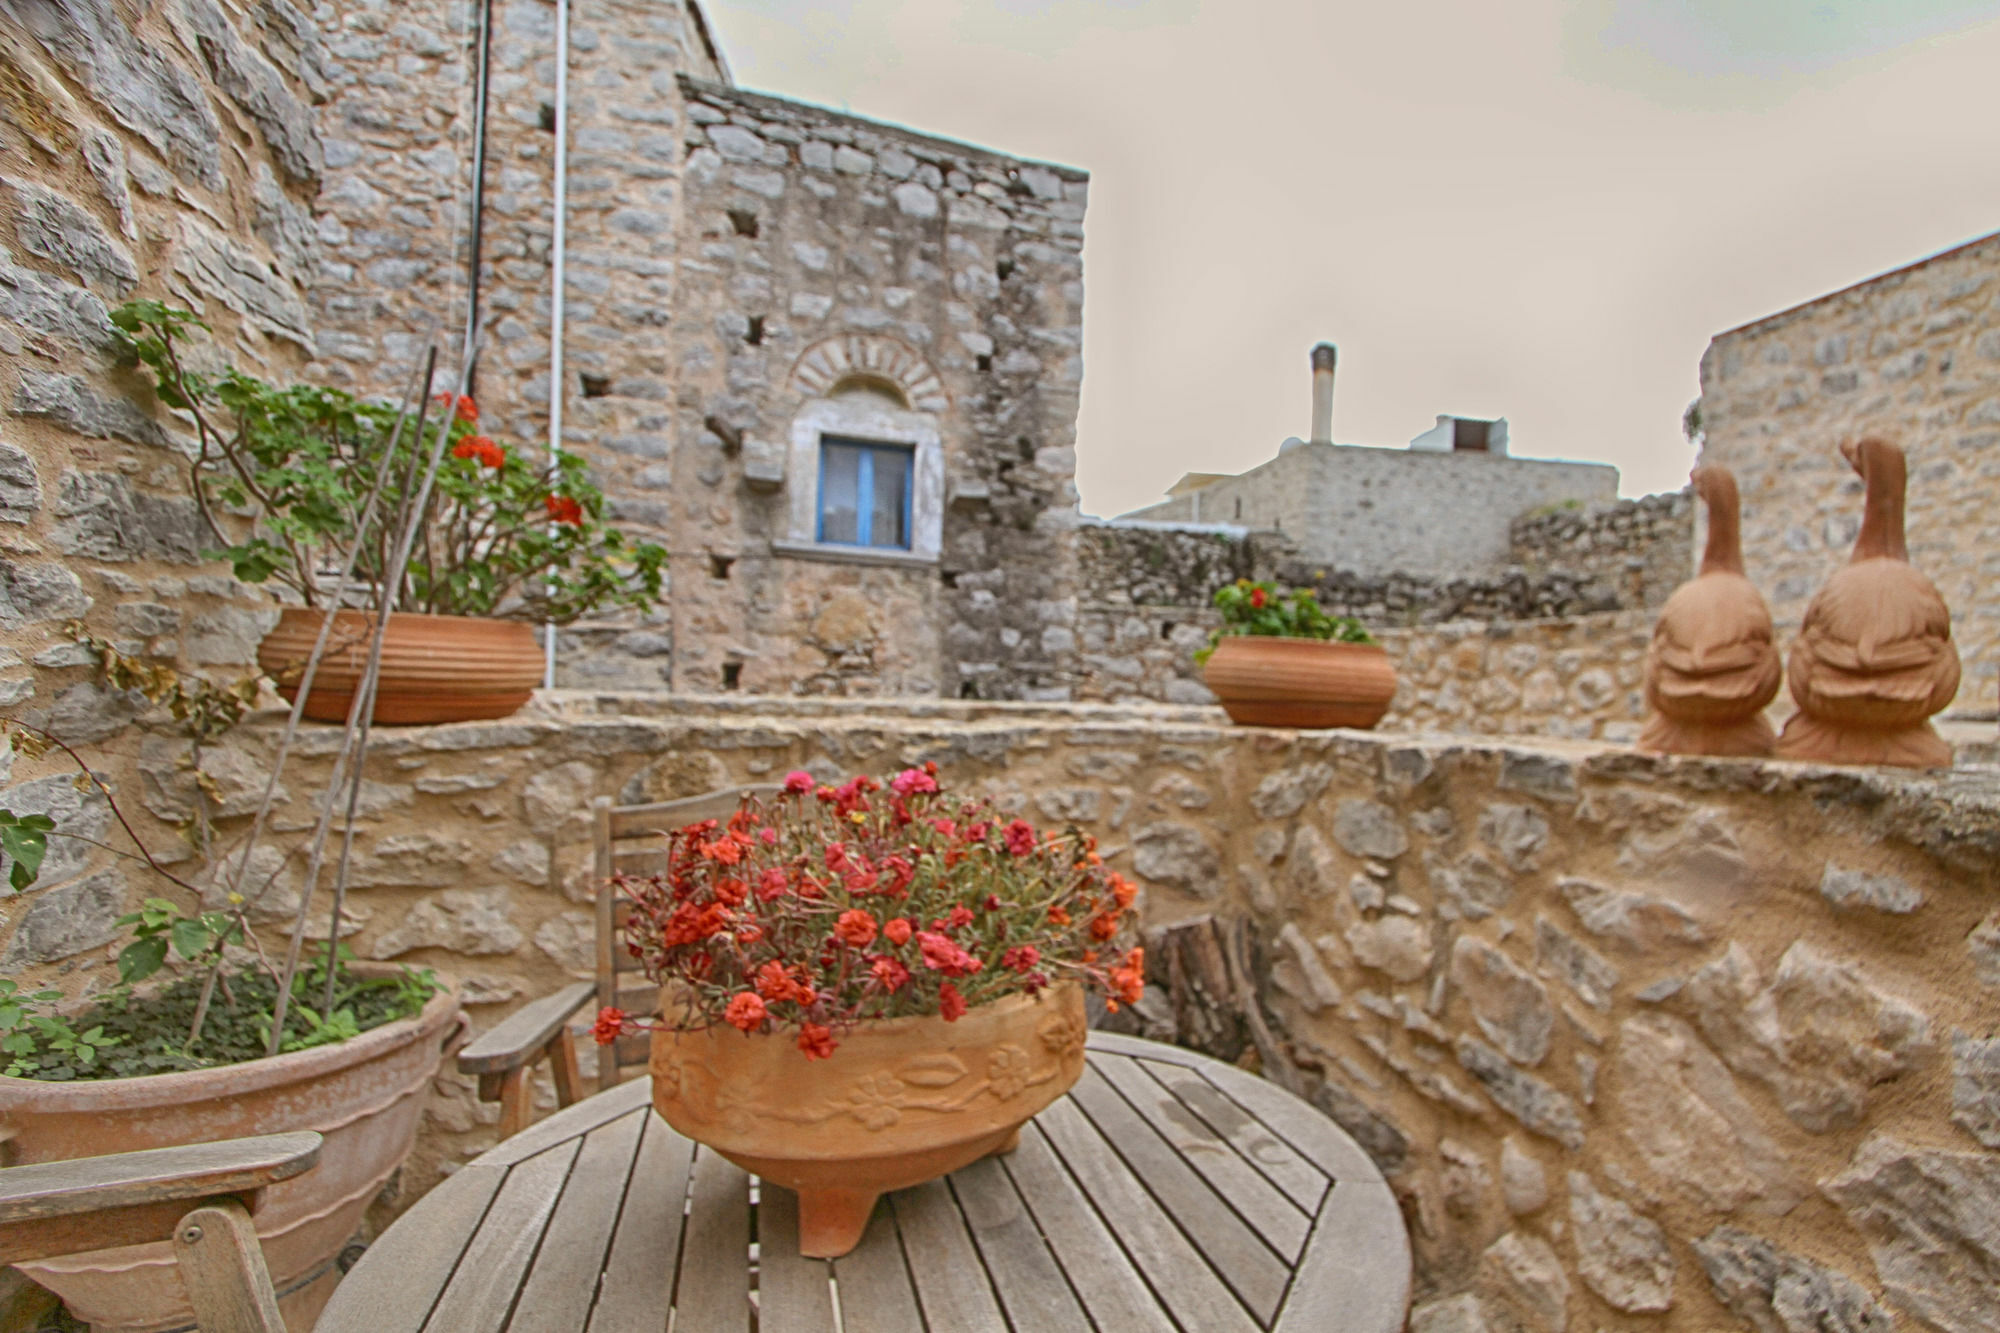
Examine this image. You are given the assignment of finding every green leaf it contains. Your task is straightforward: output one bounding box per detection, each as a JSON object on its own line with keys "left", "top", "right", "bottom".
{"left": 0, "top": 809, "right": 53, "bottom": 892}
{"left": 169, "top": 917, "right": 211, "bottom": 960}
{"left": 117, "top": 935, "right": 169, "bottom": 985}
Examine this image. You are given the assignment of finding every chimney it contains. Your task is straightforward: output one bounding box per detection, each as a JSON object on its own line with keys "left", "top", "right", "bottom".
{"left": 1309, "top": 342, "right": 1337, "bottom": 444}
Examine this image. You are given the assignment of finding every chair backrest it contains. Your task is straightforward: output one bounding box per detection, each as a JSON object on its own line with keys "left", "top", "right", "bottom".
{"left": 590, "top": 784, "right": 781, "bottom": 1091}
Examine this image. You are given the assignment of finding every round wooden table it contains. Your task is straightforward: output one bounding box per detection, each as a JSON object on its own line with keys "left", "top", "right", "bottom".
{"left": 318, "top": 1031, "right": 1410, "bottom": 1331}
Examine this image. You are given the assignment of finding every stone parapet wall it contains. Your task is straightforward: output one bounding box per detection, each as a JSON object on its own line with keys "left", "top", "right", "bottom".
{"left": 10, "top": 695, "right": 1983, "bottom": 1330}
{"left": 1700, "top": 231, "right": 2000, "bottom": 716}
{"left": 1375, "top": 613, "right": 1652, "bottom": 743}
{"left": 1509, "top": 488, "right": 1693, "bottom": 612}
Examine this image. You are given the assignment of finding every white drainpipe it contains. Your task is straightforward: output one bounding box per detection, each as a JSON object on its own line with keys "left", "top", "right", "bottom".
{"left": 544, "top": 0, "right": 570, "bottom": 689}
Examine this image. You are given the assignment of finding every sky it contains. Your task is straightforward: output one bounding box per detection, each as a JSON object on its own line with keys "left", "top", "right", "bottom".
{"left": 698, "top": 0, "right": 2000, "bottom": 516}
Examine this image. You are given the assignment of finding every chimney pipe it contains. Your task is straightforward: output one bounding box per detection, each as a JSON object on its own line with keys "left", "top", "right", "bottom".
{"left": 1309, "top": 342, "right": 1337, "bottom": 444}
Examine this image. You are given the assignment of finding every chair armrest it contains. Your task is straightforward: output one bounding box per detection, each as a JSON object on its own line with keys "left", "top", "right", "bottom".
{"left": 0, "top": 1132, "right": 322, "bottom": 1225}
{"left": 457, "top": 982, "right": 596, "bottom": 1076}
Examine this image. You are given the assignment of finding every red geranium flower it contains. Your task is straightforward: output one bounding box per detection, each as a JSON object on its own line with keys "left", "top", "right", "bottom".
{"left": 938, "top": 982, "right": 967, "bottom": 1022}
{"left": 1249, "top": 586, "right": 1267, "bottom": 609}
{"left": 869, "top": 956, "right": 910, "bottom": 992}
{"left": 883, "top": 917, "right": 913, "bottom": 946}
{"left": 1002, "top": 819, "right": 1037, "bottom": 857}
{"left": 591, "top": 1006, "right": 628, "bottom": 1045}
{"left": 545, "top": 493, "right": 584, "bottom": 525}
{"left": 724, "top": 992, "right": 767, "bottom": 1032}
{"left": 436, "top": 392, "right": 478, "bottom": 422}
{"left": 797, "top": 1023, "right": 836, "bottom": 1059}
{"left": 1001, "top": 945, "right": 1040, "bottom": 974}
{"left": 834, "top": 909, "right": 878, "bottom": 948}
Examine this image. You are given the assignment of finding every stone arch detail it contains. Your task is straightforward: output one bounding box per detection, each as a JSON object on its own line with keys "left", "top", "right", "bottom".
{"left": 788, "top": 334, "right": 949, "bottom": 413}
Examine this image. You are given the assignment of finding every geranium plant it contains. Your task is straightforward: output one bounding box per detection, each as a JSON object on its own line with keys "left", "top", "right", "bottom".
{"left": 596, "top": 766, "right": 1145, "bottom": 1060}
{"left": 109, "top": 301, "right": 664, "bottom": 624}
{"left": 1193, "top": 578, "right": 1373, "bottom": 665}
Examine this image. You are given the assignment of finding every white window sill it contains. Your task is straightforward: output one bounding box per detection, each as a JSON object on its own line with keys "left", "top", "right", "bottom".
{"left": 769, "top": 539, "right": 940, "bottom": 569}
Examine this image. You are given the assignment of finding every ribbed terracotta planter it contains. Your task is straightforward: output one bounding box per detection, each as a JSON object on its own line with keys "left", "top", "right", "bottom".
{"left": 1202, "top": 635, "right": 1399, "bottom": 729}
{"left": 651, "top": 984, "right": 1087, "bottom": 1258}
{"left": 0, "top": 976, "right": 461, "bottom": 1333}
{"left": 258, "top": 609, "right": 543, "bottom": 725}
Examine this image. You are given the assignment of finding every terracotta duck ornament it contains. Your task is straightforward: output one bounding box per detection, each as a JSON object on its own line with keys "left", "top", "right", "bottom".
{"left": 1777, "top": 437, "right": 1960, "bottom": 768}
{"left": 1639, "top": 465, "right": 1782, "bottom": 756}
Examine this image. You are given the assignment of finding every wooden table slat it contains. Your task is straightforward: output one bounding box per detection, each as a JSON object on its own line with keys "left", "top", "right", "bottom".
{"left": 670, "top": 1147, "right": 751, "bottom": 1332}
{"left": 827, "top": 1202, "right": 927, "bottom": 1333}
{"left": 422, "top": 1140, "right": 581, "bottom": 1333}
{"left": 504, "top": 1107, "right": 648, "bottom": 1332}
{"left": 1066, "top": 1064, "right": 1290, "bottom": 1324}
{"left": 482, "top": 1076, "right": 651, "bottom": 1168}
{"left": 1274, "top": 1177, "right": 1412, "bottom": 1333}
{"left": 756, "top": 1187, "right": 839, "bottom": 1333}
{"left": 586, "top": 1114, "right": 695, "bottom": 1333}
{"left": 1138, "top": 1061, "right": 1329, "bottom": 1216}
{"left": 1034, "top": 1096, "right": 1261, "bottom": 1333}
{"left": 1084, "top": 1030, "right": 1212, "bottom": 1068}
{"left": 1197, "top": 1060, "right": 1387, "bottom": 1186}
{"left": 948, "top": 1153, "right": 1096, "bottom": 1332}
{"left": 999, "top": 1122, "right": 1182, "bottom": 1332}
{"left": 316, "top": 1162, "right": 507, "bottom": 1329}
{"left": 1094, "top": 1053, "right": 1313, "bottom": 1262}
{"left": 890, "top": 1177, "right": 1012, "bottom": 1333}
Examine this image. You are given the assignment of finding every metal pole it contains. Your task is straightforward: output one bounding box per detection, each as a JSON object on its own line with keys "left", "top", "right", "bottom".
{"left": 544, "top": 0, "right": 569, "bottom": 690}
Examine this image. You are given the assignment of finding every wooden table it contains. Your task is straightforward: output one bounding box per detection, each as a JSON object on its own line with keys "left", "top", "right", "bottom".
{"left": 318, "top": 1031, "right": 1410, "bottom": 1332}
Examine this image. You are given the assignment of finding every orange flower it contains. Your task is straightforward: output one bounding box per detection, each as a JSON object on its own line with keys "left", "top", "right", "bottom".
{"left": 724, "top": 992, "right": 766, "bottom": 1032}
{"left": 1108, "top": 946, "right": 1145, "bottom": 1008}
{"left": 883, "top": 917, "right": 913, "bottom": 946}
{"left": 1107, "top": 873, "right": 1136, "bottom": 909}
{"left": 591, "top": 1006, "right": 628, "bottom": 1045}
{"left": 435, "top": 392, "right": 478, "bottom": 422}
{"left": 1088, "top": 911, "right": 1120, "bottom": 942}
{"left": 938, "top": 981, "right": 967, "bottom": 1022}
{"left": 834, "top": 909, "right": 877, "bottom": 948}
{"left": 545, "top": 493, "right": 584, "bottom": 525}
{"left": 797, "top": 1023, "right": 836, "bottom": 1059}
{"left": 1047, "top": 905, "right": 1071, "bottom": 927}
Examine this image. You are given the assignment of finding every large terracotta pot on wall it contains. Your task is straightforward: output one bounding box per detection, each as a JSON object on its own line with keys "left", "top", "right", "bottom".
{"left": 1202, "top": 635, "right": 1399, "bottom": 729}
{"left": 0, "top": 978, "right": 462, "bottom": 1332}
{"left": 258, "top": 609, "right": 544, "bottom": 725}
{"left": 651, "top": 983, "right": 1088, "bottom": 1259}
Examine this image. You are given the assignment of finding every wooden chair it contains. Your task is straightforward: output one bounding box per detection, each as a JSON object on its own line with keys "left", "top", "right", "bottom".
{"left": 455, "top": 784, "right": 778, "bottom": 1135}
{"left": 0, "top": 1132, "right": 322, "bottom": 1333}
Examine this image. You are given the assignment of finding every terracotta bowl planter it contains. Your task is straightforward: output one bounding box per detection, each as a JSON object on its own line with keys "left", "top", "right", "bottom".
{"left": 257, "top": 609, "right": 543, "bottom": 725}
{"left": 1202, "top": 635, "right": 1399, "bottom": 729}
{"left": 650, "top": 983, "right": 1087, "bottom": 1258}
{"left": 0, "top": 977, "right": 461, "bottom": 1332}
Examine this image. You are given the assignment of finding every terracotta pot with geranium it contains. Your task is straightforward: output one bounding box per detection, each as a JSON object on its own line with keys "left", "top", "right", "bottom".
{"left": 113, "top": 302, "right": 665, "bottom": 724}
{"left": 1195, "top": 578, "right": 1398, "bottom": 729}
{"left": 594, "top": 765, "right": 1144, "bottom": 1258}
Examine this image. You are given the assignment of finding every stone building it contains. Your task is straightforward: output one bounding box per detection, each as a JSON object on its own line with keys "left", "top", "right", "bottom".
{"left": 1698, "top": 228, "right": 2000, "bottom": 716}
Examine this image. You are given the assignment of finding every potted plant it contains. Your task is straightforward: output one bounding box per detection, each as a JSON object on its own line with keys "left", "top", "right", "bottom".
{"left": 0, "top": 724, "right": 460, "bottom": 1331}
{"left": 110, "top": 302, "right": 667, "bottom": 724}
{"left": 594, "top": 765, "right": 1145, "bottom": 1258}
{"left": 1194, "top": 578, "right": 1398, "bottom": 728}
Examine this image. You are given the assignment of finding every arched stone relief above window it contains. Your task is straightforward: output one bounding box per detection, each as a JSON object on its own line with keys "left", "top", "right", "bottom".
{"left": 773, "top": 336, "right": 947, "bottom": 567}
{"left": 788, "top": 334, "right": 950, "bottom": 414}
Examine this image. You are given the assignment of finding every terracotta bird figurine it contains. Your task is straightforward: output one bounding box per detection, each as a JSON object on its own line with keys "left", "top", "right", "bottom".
{"left": 1776, "top": 437, "right": 1959, "bottom": 768}
{"left": 1639, "top": 465, "right": 1782, "bottom": 756}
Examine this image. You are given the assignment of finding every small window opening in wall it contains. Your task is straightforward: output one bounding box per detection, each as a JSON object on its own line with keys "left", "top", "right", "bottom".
{"left": 817, "top": 436, "right": 914, "bottom": 550}
{"left": 537, "top": 103, "right": 556, "bottom": 132}
{"left": 721, "top": 662, "right": 742, "bottom": 691}
{"left": 959, "top": 680, "right": 980, "bottom": 699}
{"left": 975, "top": 354, "right": 992, "bottom": 373}
{"left": 745, "top": 315, "right": 766, "bottom": 346}
{"left": 579, "top": 372, "right": 610, "bottom": 398}
{"left": 1160, "top": 621, "right": 1175, "bottom": 641}
{"left": 940, "top": 569, "right": 959, "bottom": 588}
{"left": 708, "top": 553, "right": 735, "bottom": 580}
{"left": 1016, "top": 436, "right": 1034, "bottom": 461}
{"left": 726, "top": 208, "right": 759, "bottom": 238}
{"left": 995, "top": 258, "right": 1015, "bottom": 282}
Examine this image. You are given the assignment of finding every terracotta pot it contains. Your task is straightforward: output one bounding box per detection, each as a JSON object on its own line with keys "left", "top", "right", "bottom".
{"left": 257, "top": 609, "right": 543, "bottom": 725}
{"left": 0, "top": 976, "right": 462, "bottom": 1332}
{"left": 650, "top": 983, "right": 1087, "bottom": 1258}
{"left": 1202, "top": 635, "right": 1398, "bottom": 729}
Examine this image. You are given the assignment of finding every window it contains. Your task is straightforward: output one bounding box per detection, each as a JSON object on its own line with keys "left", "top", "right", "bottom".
{"left": 817, "top": 437, "right": 913, "bottom": 550}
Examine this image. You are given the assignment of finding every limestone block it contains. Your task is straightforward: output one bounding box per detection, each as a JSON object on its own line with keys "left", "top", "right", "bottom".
{"left": 51, "top": 470, "right": 205, "bottom": 563}
{"left": 1034, "top": 787, "right": 1100, "bottom": 823}
{"left": 1456, "top": 1038, "right": 1584, "bottom": 1148}
{"left": 1534, "top": 917, "right": 1618, "bottom": 1011}
{"left": 1819, "top": 863, "right": 1924, "bottom": 915}
{"left": 1450, "top": 935, "right": 1555, "bottom": 1066}
{"left": 1695, "top": 1226, "right": 1893, "bottom": 1333}
{"left": 0, "top": 441, "right": 38, "bottom": 523}
{"left": 490, "top": 840, "right": 550, "bottom": 888}
{"left": 0, "top": 772, "right": 110, "bottom": 889}
{"left": 1678, "top": 941, "right": 1932, "bottom": 1133}
{"left": 1273, "top": 922, "right": 1341, "bottom": 1010}
{"left": 348, "top": 834, "right": 474, "bottom": 889}
{"left": 1146, "top": 772, "right": 1211, "bottom": 811}
{"left": 1568, "top": 1171, "right": 1675, "bottom": 1312}
{"left": 1308, "top": 1076, "right": 1409, "bottom": 1176}
{"left": 0, "top": 247, "right": 116, "bottom": 350}
{"left": 1344, "top": 915, "right": 1432, "bottom": 982}
{"left": 137, "top": 737, "right": 287, "bottom": 824}
{"left": 521, "top": 760, "right": 598, "bottom": 834}
{"left": 171, "top": 216, "right": 314, "bottom": 349}
{"left": 1130, "top": 821, "right": 1220, "bottom": 899}
{"left": 1970, "top": 911, "right": 2000, "bottom": 987}
{"left": 1823, "top": 1135, "right": 2000, "bottom": 1333}
{"left": 1332, "top": 798, "right": 1407, "bottom": 860}
{"left": 37, "top": 680, "right": 143, "bottom": 744}
{"left": 182, "top": 0, "right": 322, "bottom": 184}
{"left": 0, "top": 867, "right": 125, "bottom": 964}
{"left": 1615, "top": 1013, "right": 1805, "bottom": 1214}
{"left": 1614, "top": 811, "right": 1748, "bottom": 918}
{"left": 1555, "top": 876, "right": 1706, "bottom": 949}
{"left": 1950, "top": 1034, "right": 2000, "bottom": 1149}
{"left": 369, "top": 888, "right": 523, "bottom": 958}
{"left": 1476, "top": 802, "right": 1547, "bottom": 872}
{"left": 14, "top": 371, "right": 172, "bottom": 448}
{"left": 198, "top": 842, "right": 301, "bottom": 922}
{"left": 1500, "top": 1137, "right": 1547, "bottom": 1215}
{"left": 2, "top": 176, "right": 136, "bottom": 294}
{"left": 1479, "top": 1230, "right": 1569, "bottom": 1332}
{"left": 1249, "top": 762, "right": 1333, "bottom": 819}
{"left": 1409, "top": 1294, "right": 1490, "bottom": 1333}
{"left": 534, "top": 911, "right": 595, "bottom": 974}
{"left": 1429, "top": 850, "right": 1513, "bottom": 920}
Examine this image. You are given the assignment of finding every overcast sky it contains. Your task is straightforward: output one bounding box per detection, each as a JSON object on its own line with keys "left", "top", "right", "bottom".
{"left": 700, "top": 0, "right": 2000, "bottom": 516}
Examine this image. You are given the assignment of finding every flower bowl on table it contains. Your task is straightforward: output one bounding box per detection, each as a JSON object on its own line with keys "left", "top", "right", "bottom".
{"left": 594, "top": 765, "right": 1144, "bottom": 1258}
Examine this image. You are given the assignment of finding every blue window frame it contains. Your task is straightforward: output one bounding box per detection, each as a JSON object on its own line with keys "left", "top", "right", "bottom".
{"left": 816, "top": 436, "right": 914, "bottom": 550}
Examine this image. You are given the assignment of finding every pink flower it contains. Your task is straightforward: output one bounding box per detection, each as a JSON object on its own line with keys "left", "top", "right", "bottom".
{"left": 917, "top": 931, "right": 982, "bottom": 978}
{"left": 891, "top": 767, "right": 939, "bottom": 797}
{"left": 784, "top": 770, "right": 816, "bottom": 794}
{"left": 1002, "top": 819, "right": 1037, "bottom": 857}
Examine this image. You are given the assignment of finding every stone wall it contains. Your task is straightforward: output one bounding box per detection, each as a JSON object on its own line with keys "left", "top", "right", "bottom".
{"left": 1509, "top": 488, "right": 1693, "bottom": 613}
{"left": 1120, "top": 441, "right": 1620, "bottom": 580}
{"left": 1699, "top": 230, "right": 2000, "bottom": 717}
{"left": 12, "top": 694, "right": 1986, "bottom": 1331}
